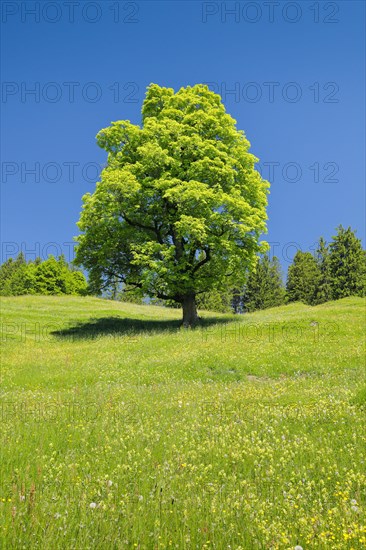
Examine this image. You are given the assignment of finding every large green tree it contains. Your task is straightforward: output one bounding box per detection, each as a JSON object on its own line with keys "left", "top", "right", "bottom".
{"left": 75, "top": 84, "right": 269, "bottom": 326}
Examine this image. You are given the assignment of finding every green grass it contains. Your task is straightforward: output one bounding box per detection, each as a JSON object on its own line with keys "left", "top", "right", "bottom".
{"left": 1, "top": 295, "right": 365, "bottom": 549}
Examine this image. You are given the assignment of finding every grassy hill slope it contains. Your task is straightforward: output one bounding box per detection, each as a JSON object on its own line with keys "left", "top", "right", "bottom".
{"left": 1, "top": 296, "right": 365, "bottom": 549}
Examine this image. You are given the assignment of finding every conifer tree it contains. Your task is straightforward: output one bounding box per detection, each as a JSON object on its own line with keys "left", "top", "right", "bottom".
{"left": 242, "top": 254, "right": 286, "bottom": 312}
{"left": 286, "top": 251, "right": 319, "bottom": 305}
{"left": 328, "top": 226, "right": 365, "bottom": 299}
{"left": 313, "top": 237, "right": 332, "bottom": 304}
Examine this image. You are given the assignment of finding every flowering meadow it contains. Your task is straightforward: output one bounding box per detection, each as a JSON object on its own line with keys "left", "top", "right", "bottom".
{"left": 1, "top": 295, "right": 365, "bottom": 549}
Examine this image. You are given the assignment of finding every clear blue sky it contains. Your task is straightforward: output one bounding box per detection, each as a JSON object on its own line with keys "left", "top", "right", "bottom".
{"left": 1, "top": 0, "right": 365, "bottom": 273}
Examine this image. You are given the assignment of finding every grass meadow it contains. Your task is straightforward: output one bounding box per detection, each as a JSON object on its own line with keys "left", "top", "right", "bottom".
{"left": 1, "top": 295, "right": 365, "bottom": 549}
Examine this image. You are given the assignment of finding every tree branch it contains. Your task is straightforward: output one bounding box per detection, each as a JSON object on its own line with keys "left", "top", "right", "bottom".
{"left": 121, "top": 211, "right": 164, "bottom": 244}
{"left": 191, "top": 247, "right": 211, "bottom": 274}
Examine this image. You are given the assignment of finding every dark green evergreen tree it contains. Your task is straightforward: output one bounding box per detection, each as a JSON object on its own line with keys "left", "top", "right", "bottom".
{"left": 328, "top": 226, "right": 366, "bottom": 299}
{"left": 0, "top": 253, "right": 30, "bottom": 295}
{"left": 231, "top": 288, "right": 242, "bottom": 314}
{"left": 313, "top": 237, "right": 333, "bottom": 304}
{"left": 242, "top": 254, "right": 286, "bottom": 312}
{"left": 286, "top": 251, "right": 320, "bottom": 305}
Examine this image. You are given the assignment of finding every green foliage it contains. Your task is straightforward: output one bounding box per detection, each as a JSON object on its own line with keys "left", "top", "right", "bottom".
{"left": 75, "top": 83, "right": 269, "bottom": 324}
{"left": 117, "top": 284, "right": 144, "bottom": 305}
{"left": 328, "top": 225, "right": 365, "bottom": 299}
{"left": 195, "top": 287, "right": 233, "bottom": 313}
{"left": 0, "top": 254, "right": 87, "bottom": 296}
{"left": 313, "top": 237, "right": 332, "bottom": 304}
{"left": 0, "top": 253, "right": 29, "bottom": 295}
{"left": 241, "top": 254, "right": 286, "bottom": 312}
{"left": 286, "top": 228, "right": 365, "bottom": 307}
{"left": 286, "top": 251, "right": 319, "bottom": 305}
{"left": 69, "top": 270, "right": 89, "bottom": 296}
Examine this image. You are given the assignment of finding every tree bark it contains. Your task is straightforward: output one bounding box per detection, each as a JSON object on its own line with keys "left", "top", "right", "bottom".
{"left": 182, "top": 294, "right": 199, "bottom": 328}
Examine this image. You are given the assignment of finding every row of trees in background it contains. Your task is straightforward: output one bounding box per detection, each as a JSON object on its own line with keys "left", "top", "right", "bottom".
{"left": 287, "top": 226, "right": 366, "bottom": 306}
{"left": 197, "top": 225, "right": 366, "bottom": 313}
{"left": 0, "top": 254, "right": 87, "bottom": 296}
{"left": 1, "top": 226, "right": 364, "bottom": 311}
{"left": 113, "top": 225, "right": 365, "bottom": 312}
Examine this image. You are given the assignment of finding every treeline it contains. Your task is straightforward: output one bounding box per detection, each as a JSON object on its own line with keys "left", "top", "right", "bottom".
{"left": 0, "top": 254, "right": 87, "bottom": 296}
{"left": 198, "top": 225, "right": 366, "bottom": 313}
{"left": 1, "top": 226, "right": 364, "bottom": 308}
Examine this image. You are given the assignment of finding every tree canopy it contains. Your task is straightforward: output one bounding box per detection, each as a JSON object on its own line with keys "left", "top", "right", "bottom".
{"left": 75, "top": 84, "right": 269, "bottom": 325}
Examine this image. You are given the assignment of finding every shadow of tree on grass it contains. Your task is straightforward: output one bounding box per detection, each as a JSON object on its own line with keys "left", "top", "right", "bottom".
{"left": 52, "top": 315, "right": 232, "bottom": 340}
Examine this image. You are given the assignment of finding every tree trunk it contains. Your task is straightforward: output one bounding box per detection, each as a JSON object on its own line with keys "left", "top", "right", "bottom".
{"left": 182, "top": 294, "right": 199, "bottom": 328}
